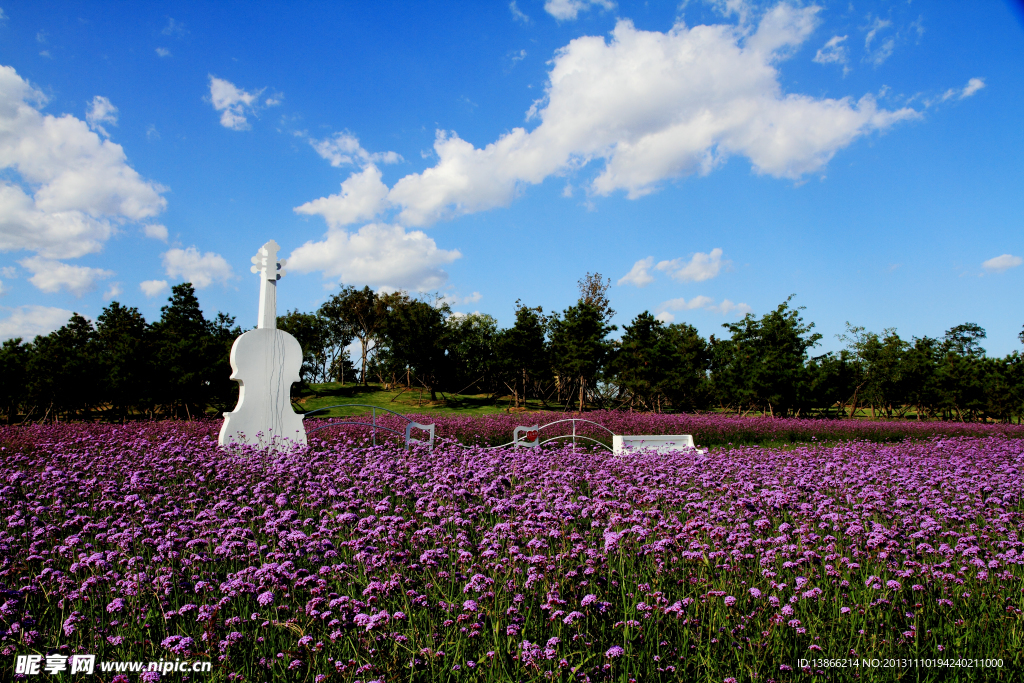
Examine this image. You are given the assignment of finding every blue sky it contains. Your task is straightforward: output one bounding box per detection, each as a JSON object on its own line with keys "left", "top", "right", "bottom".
{"left": 0, "top": 0, "right": 1022, "bottom": 355}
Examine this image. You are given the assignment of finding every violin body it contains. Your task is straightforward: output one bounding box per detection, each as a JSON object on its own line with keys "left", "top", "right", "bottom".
{"left": 218, "top": 328, "right": 306, "bottom": 449}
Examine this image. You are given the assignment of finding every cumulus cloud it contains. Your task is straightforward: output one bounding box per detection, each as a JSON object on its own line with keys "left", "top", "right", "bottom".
{"left": 303, "top": 9, "right": 918, "bottom": 229}
{"left": 142, "top": 223, "right": 168, "bottom": 241}
{"left": 162, "top": 246, "right": 234, "bottom": 289}
{"left": 309, "top": 132, "right": 402, "bottom": 168}
{"left": 208, "top": 76, "right": 273, "bottom": 131}
{"left": 0, "top": 304, "right": 73, "bottom": 340}
{"left": 0, "top": 65, "right": 167, "bottom": 260}
{"left": 656, "top": 248, "right": 728, "bottom": 283}
{"left": 288, "top": 223, "right": 461, "bottom": 292}
{"left": 618, "top": 257, "right": 655, "bottom": 287}
{"left": 656, "top": 294, "right": 750, "bottom": 318}
{"left": 140, "top": 279, "right": 168, "bottom": 297}
{"left": 155, "top": 47, "right": 171, "bottom": 58}
{"left": 295, "top": 165, "right": 391, "bottom": 228}
{"left": 85, "top": 96, "right": 118, "bottom": 137}
{"left": 544, "top": 0, "right": 615, "bottom": 21}
{"left": 655, "top": 311, "right": 674, "bottom": 324}
{"left": 19, "top": 256, "right": 114, "bottom": 296}
{"left": 982, "top": 254, "right": 1022, "bottom": 274}
{"left": 103, "top": 282, "right": 122, "bottom": 299}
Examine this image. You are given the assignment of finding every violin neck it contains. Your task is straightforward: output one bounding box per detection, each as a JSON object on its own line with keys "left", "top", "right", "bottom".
{"left": 258, "top": 277, "right": 277, "bottom": 329}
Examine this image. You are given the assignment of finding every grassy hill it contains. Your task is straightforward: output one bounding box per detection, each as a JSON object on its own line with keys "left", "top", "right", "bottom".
{"left": 291, "top": 381, "right": 553, "bottom": 418}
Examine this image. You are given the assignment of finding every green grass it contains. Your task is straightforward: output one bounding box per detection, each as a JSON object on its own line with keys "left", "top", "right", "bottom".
{"left": 291, "top": 381, "right": 554, "bottom": 418}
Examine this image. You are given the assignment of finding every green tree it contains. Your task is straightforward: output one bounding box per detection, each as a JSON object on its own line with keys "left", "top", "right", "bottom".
{"left": 26, "top": 313, "right": 99, "bottom": 420}
{"left": 151, "top": 283, "right": 239, "bottom": 418}
{"left": 805, "top": 350, "right": 861, "bottom": 418}
{"left": 277, "top": 309, "right": 353, "bottom": 385}
{"left": 840, "top": 326, "right": 910, "bottom": 418}
{"left": 446, "top": 313, "right": 499, "bottom": 396}
{"left": 943, "top": 322, "right": 986, "bottom": 358}
{"left": 95, "top": 301, "right": 151, "bottom": 418}
{"left": 902, "top": 337, "right": 942, "bottom": 420}
{"left": 377, "top": 293, "right": 450, "bottom": 401}
{"left": 549, "top": 302, "right": 614, "bottom": 412}
{"left": 934, "top": 323, "right": 988, "bottom": 421}
{"left": 659, "top": 322, "right": 712, "bottom": 412}
{"left": 319, "top": 286, "right": 385, "bottom": 385}
{"left": 712, "top": 297, "right": 821, "bottom": 417}
{"left": 494, "top": 303, "right": 550, "bottom": 408}
{"left": 611, "top": 311, "right": 672, "bottom": 411}
{"left": 0, "top": 338, "right": 30, "bottom": 423}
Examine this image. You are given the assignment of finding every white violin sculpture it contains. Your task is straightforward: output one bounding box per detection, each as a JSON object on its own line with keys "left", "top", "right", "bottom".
{"left": 218, "top": 240, "right": 307, "bottom": 450}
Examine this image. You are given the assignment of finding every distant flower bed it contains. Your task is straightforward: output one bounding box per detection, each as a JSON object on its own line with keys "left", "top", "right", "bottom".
{"left": 1, "top": 422, "right": 1021, "bottom": 681}
{"left": 308, "top": 409, "right": 1024, "bottom": 448}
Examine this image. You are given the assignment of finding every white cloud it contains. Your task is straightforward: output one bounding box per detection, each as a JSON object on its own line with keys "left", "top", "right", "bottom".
{"left": 960, "top": 77, "right": 985, "bottom": 99}
{"left": 0, "top": 266, "right": 16, "bottom": 278}
{"left": 85, "top": 96, "right": 118, "bottom": 137}
{"left": 0, "top": 280, "right": 5, "bottom": 295}
{"left": 813, "top": 35, "right": 848, "bottom": 67}
{"left": 745, "top": 2, "right": 820, "bottom": 57}
{"left": 0, "top": 65, "right": 167, "bottom": 259}
{"left": 659, "top": 295, "right": 716, "bottom": 312}
{"left": 103, "top": 282, "right": 122, "bottom": 299}
{"left": 544, "top": 0, "right": 615, "bottom": 21}
{"left": 19, "top": 256, "right": 114, "bottom": 296}
{"left": 142, "top": 223, "right": 168, "bottom": 241}
{"left": 156, "top": 47, "right": 171, "bottom": 58}
{"left": 295, "top": 165, "right": 390, "bottom": 228}
{"left": 982, "top": 254, "right": 1022, "bottom": 274}
{"left": 510, "top": 1, "right": 530, "bottom": 23}
{"left": 716, "top": 299, "right": 753, "bottom": 316}
{"left": 440, "top": 291, "right": 483, "bottom": 307}
{"left": 208, "top": 76, "right": 265, "bottom": 131}
{"left": 617, "top": 256, "right": 655, "bottom": 287}
{"left": 309, "top": 132, "right": 402, "bottom": 168}
{"left": 864, "top": 17, "right": 894, "bottom": 66}
{"left": 162, "top": 246, "right": 234, "bottom": 289}
{"left": 0, "top": 305, "right": 73, "bottom": 340}
{"left": 315, "top": 11, "right": 917, "bottom": 228}
{"left": 656, "top": 294, "right": 750, "bottom": 317}
{"left": 656, "top": 248, "right": 728, "bottom": 283}
{"left": 140, "top": 279, "right": 168, "bottom": 297}
{"left": 288, "top": 223, "right": 461, "bottom": 292}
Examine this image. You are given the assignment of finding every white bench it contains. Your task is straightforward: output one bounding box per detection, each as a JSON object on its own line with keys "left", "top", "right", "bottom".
{"left": 612, "top": 434, "right": 706, "bottom": 455}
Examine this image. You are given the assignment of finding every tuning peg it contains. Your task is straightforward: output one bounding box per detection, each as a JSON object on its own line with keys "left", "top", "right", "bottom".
{"left": 277, "top": 258, "right": 287, "bottom": 268}
{"left": 250, "top": 265, "right": 259, "bottom": 274}
{"left": 251, "top": 254, "right": 261, "bottom": 265}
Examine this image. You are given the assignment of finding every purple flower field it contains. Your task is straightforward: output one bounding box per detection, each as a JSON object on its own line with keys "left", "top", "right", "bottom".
{"left": 1, "top": 419, "right": 1022, "bottom": 681}
{"left": 306, "top": 410, "right": 1024, "bottom": 449}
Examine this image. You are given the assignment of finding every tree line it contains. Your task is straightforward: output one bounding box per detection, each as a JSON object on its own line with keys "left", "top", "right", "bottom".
{"left": 2, "top": 276, "right": 1023, "bottom": 423}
